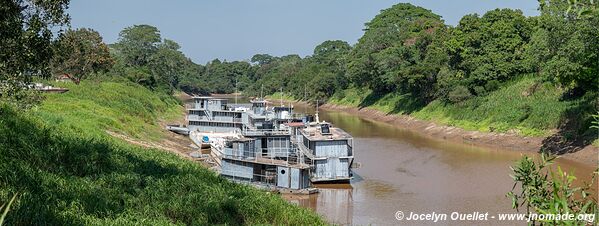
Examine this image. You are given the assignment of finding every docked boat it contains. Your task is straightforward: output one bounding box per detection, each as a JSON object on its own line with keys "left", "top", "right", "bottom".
{"left": 185, "top": 95, "right": 355, "bottom": 191}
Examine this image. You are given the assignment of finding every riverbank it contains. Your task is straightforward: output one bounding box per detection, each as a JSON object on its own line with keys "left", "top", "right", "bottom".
{"left": 321, "top": 103, "right": 597, "bottom": 167}
{"left": 268, "top": 96, "right": 597, "bottom": 167}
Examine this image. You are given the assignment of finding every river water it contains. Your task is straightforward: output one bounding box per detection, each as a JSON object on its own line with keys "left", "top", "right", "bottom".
{"left": 284, "top": 104, "right": 595, "bottom": 225}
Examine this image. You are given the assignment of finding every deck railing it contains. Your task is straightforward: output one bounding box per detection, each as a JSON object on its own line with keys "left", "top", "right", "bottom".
{"left": 241, "top": 129, "right": 289, "bottom": 136}
{"left": 222, "top": 147, "right": 309, "bottom": 168}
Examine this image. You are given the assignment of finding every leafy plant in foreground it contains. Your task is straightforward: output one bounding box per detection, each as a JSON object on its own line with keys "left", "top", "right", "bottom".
{"left": 508, "top": 154, "right": 598, "bottom": 225}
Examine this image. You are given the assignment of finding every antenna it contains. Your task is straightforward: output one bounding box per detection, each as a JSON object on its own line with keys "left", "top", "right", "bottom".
{"left": 235, "top": 78, "right": 238, "bottom": 105}
{"left": 260, "top": 84, "right": 263, "bottom": 100}
{"left": 280, "top": 87, "right": 283, "bottom": 107}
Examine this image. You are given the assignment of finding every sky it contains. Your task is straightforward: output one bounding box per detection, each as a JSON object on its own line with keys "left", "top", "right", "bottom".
{"left": 68, "top": 0, "right": 540, "bottom": 64}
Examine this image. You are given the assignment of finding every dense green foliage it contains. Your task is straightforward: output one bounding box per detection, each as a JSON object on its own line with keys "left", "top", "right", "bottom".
{"left": 108, "top": 25, "right": 199, "bottom": 94}
{"left": 526, "top": 0, "right": 598, "bottom": 91}
{"left": 231, "top": 2, "right": 597, "bottom": 144}
{"left": 236, "top": 2, "right": 597, "bottom": 104}
{"left": 51, "top": 28, "right": 114, "bottom": 82}
{"left": 0, "top": 81, "right": 326, "bottom": 225}
{"left": 329, "top": 76, "right": 597, "bottom": 137}
{"left": 508, "top": 154, "right": 597, "bottom": 225}
{"left": 0, "top": 0, "right": 70, "bottom": 106}
{"left": 347, "top": 3, "right": 444, "bottom": 98}
{"left": 1, "top": 0, "right": 597, "bottom": 224}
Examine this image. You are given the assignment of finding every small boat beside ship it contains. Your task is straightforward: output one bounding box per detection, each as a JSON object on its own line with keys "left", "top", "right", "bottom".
{"left": 171, "top": 95, "right": 356, "bottom": 193}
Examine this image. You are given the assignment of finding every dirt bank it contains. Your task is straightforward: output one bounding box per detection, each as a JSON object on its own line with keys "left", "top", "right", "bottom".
{"left": 318, "top": 103, "right": 597, "bottom": 167}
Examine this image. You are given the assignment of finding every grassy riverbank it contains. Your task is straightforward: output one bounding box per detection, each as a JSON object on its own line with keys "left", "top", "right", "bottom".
{"left": 0, "top": 81, "right": 326, "bottom": 225}
{"left": 329, "top": 76, "right": 597, "bottom": 141}
{"left": 267, "top": 92, "right": 297, "bottom": 103}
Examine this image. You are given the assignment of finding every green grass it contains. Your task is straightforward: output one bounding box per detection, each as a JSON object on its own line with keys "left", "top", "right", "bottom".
{"left": 330, "top": 76, "right": 596, "bottom": 137}
{"left": 329, "top": 87, "right": 424, "bottom": 114}
{"left": 0, "top": 81, "right": 326, "bottom": 225}
{"left": 413, "top": 77, "right": 569, "bottom": 136}
{"left": 266, "top": 92, "right": 297, "bottom": 102}
{"left": 37, "top": 81, "right": 183, "bottom": 141}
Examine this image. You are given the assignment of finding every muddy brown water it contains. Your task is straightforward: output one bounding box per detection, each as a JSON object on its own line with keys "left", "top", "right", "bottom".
{"left": 284, "top": 104, "right": 595, "bottom": 225}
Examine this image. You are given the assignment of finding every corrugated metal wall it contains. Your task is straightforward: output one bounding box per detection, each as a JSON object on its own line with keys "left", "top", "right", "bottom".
{"left": 337, "top": 158, "right": 349, "bottom": 177}
{"left": 221, "top": 159, "right": 254, "bottom": 179}
{"left": 314, "top": 140, "right": 348, "bottom": 157}
{"left": 206, "top": 100, "right": 223, "bottom": 111}
{"left": 314, "top": 159, "right": 331, "bottom": 178}
{"left": 313, "top": 157, "right": 350, "bottom": 180}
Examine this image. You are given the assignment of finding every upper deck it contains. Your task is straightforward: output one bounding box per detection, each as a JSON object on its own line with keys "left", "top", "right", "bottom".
{"left": 300, "top": 123, "right": 353, "bottom": 141}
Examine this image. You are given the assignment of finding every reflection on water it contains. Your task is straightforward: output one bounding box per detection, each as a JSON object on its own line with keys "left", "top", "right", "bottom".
{"left": 287, "top": 104, "right": 595, "bottom": 225}
{"left": 284, "top": 184, "right": 354, "bottom": 225}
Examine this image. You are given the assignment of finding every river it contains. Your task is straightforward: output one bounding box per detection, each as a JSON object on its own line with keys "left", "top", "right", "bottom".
{"left": 284, "top": 103, "right": 595, "bottom": 225}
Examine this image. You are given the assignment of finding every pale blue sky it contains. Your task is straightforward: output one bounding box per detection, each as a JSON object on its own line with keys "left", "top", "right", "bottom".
{"left": 68, "top": 0, "right": 539, "bottom": 64}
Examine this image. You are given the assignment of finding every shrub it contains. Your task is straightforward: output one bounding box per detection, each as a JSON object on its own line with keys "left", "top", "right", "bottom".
{"left": 447, "top": 85, "right": 472, "bottom": 103}
{"left": 507, "top": 154, "right": 597, "bottom": 225}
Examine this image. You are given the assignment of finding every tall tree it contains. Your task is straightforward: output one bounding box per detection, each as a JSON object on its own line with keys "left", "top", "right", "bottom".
{"left": 112, "top": 24, "right": 161, "bottom": 67}
{"left": 250, "top": 54, "right": 275, "bottom": 65}
{"left": 437, "top": 9, "right": 533, "bottom": 101}
{"left": 313, "top": 40, "right": 351, "bottom": 73}
{"left": 450, "top": 9, "right": 532, "bottom": 86}
{"left": 148, "top": 39, "right": 188, "bottom": 93}
{"left": 347, "top": 3, "right": 444, "bottom": 93}
{"left": 526, "top": 0, "right": 598, "bottom": 91}
{"left": 51, "top": 28, "right": 114, "bottom": 82}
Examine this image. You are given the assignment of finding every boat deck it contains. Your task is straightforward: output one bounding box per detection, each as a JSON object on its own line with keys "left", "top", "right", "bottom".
{"left": 222, "top": 155, "right": 311, "bottom": 169}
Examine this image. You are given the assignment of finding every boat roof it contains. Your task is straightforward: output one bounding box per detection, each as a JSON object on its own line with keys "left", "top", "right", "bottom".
{"left": 191, "top": 96, "right": 214, "bottom": 99}
{"left": 191, "top": 96, "right": 228, "bottom": 101}
{"left": 250, "top": 99, "right": 269, "bottom": 103}
{"left": 187, "top": 108, "right": 240, "bottom": 113}
{"left": 300, "top": 124, "right": 352, "bottom": 141}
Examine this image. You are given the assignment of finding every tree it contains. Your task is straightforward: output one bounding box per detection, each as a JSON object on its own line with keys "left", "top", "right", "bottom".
{"left": 525, "top": 0, "right": 598, "bottom": 92}
{"left": 202, "top": 60, "right": 254, "bottom": 94}
{"left": 347, "top": 3, "right": 444, "bottom": 93}
{"left": 447, "top": 9, "right": 533, "bottom": 87}
{"left": 313, "top": 40, "right": 351, "bottom": 72}
{"left": 51, "top": 28, "right": 114, "bottom": 82}
{"left": 109, "top": 25, "right": 204, "bottom": 93}
{"left": 250, "top": 54, "right": 275, "bottom": 65}
{"left": 148, "top": 39, "right": 188, "bottom": 93}
{"left": 0, "top": 0, "right": 70, "bottom": 107}
{"left": 112, "top": 24, "right": 161, "bottom": 67}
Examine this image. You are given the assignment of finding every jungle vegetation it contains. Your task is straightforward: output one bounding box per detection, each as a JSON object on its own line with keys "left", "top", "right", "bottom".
{"left": 0, "top": 0, "right": 597, "bottom": 225}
